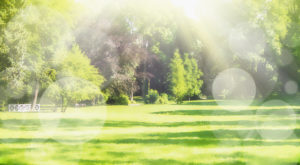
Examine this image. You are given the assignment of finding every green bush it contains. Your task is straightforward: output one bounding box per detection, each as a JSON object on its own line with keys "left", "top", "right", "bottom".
{"left": 158, "top": 93, "right": 169, "bottom": 104}
{"left": 0, "top": 101, "right": 5, "bottom": 111}
{"left": 130, "top": 100, "right": 137, "bottom": 104}
{"left": 106, "top": 94, "right": 129, "bottom": 105}
{"left": 144, "top": 89, "right": 159, "bottom": 104}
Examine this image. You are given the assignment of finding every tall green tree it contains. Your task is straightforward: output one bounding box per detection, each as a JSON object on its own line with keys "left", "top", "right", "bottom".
{"left": 183, "top": 53, "right": 203, "bottom": 101}
{"left": 0, "top": 0, "right": 26, "bottom": 72}
{"left": 244, "top": 0, "right": 300, "bottom": 94}
{"left": 1, "top": 0, "right": 77, "bottom": 105}
{"left": 58, "top": 45, "right": 104, "bottom": 87}
{"left": 2, "top": 19, "right": 28, "bottom": 101}
{"left": 169, "top": 49, "right": 187, "bottom": 104}
{"left": 0, "top": 0, "right": 27, "bottom": 108}
{"left": 44, "top": 45, "right": 104, "bottom": 112}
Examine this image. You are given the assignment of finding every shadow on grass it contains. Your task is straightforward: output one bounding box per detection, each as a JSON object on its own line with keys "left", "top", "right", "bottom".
{"left": 77, "top": 157, "right": 246, "bottom": 165}
{"left": 94, "top": 137, "right": 300, "bottom": 147}
{"left": 84, "top": 128, "right": 300, "bottom": 147}
{"left": 0, "top": 138, "right": 59, "bottom": 144}
{"left": 77, "top": 159, "right": 247, "bottom": 165}
{"left": 1, "top": 118, "right": 299, "bottom": 133}
{"left": 0, "top": 119, "right": 41, "bottom": 131}
{"left": 1, "top": 130, "right": 299, "bottom": 165}
{"left": 153, "top": 109, "right": 300, "bottom": 116}
{"left": 0, "top": 160, "right": 29, "bottom": 165}
{"left": 153, "top": 109, "right": 255, "bottom": 116}
{"left": 2, "top": 128, "right": 300, "bottom": 145}
{"left": 0, "top": 118, "right": 245, "bottom": 130}
{"left": 0, "top": 148, "right": 30, "bottom": 165}
{"left": 181, "top": 100, "right": 300, "bottom": 106}
{"left": 180, "top": 100, "right": 262, "bottom": 106}
{"left": 105, "top": 119, "right": 300, "bottom": 128}
{"left": 77, "top": 159, "right": 135, "bottom": 165}
{"left": 182, "top": 100, "right": 219, "bottom": 106}
{"left": 147, "top": 128, "right": 300, "bottom": 141}
{"left": 0, "top": 118, "right": 105, "bottom": 131}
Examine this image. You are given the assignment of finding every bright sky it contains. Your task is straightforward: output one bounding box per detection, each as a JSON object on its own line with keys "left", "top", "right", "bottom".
{"left": 170, "top": 0, "right": 199, "bottom": 20}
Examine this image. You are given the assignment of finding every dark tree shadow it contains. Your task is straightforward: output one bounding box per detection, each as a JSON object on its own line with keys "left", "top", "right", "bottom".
{"left": 153, "top": 109, "right": 300, "bottom": 116}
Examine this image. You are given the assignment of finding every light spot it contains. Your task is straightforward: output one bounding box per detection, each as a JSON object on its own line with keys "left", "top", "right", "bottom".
{"left": 38, "top": 77, "right": 107, "bottom": 145}
{"left": 284, "top": 81, "right": 298, "bottom": 95}
{"left": 228, "top": 23, "right": 266, "bottom": 60}
{"left": 212, "top": 68, "right": 256, "bottom": 111}
{"left": 256, "top": 100, "right": 296, "bottom": 140}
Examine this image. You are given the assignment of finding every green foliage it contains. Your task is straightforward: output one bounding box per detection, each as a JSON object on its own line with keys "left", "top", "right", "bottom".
{"left": 0, "top": 0, "right": 26, "bottom": 72}
{"left": 1, "top": 0, "right": 300, "bottom": 107}
{"left": 0, "top": 1, "right": 28, "bottom": 104}
{"left": 1, "top": 3, "right": 77, "bottom": 108}
{"left": 169, "top": 51, "right": 203, "bottom": 103}
{"left": 144, "top": 90, "right": 168, "bottom": 104}
{"left": 183, "top": 53, "right": 203, "bottom": 100}
{"left": 157, "top": 93, "right": 169, "bottom": 104}
{"left": 0, "top": 0, "right": 103, "bottom": 108}
{"left": 58, "top": 45, "right": 104, "bottom": 87}
{"left": 144, "top": 89, "right": 159, "bottom": 104}
{"left": 107, "top": 94, "right": 129, "bottom": 105}
{"left": 53, "top": 45, "right": 104, "bottom": 110}
{"left": 169, "top": 50, "right": 187, "bottom": 104}
{"left": 245, "top": 0, "right": 292, "bottom": 55}
{"left": 50, "top": 78, "right": 101, "bottom": 105}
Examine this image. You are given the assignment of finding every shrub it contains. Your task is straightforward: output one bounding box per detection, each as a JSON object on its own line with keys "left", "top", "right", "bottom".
{"left": 106, "top": 94, "right": 129, "bottom": 105}
{"left": 130, "top": 100, "right": 137, "bottom": 104}
{"left": 158, "top": 93, "right": 168, "bottom": 104}
{"left": 97, "top": 93, "right": 106, "bottom": 105}
{"left": 0, "top": 101, "right": 5, "bottom": 111}
{"left": 144, "top": 89, "right": 159, "bottom": 104}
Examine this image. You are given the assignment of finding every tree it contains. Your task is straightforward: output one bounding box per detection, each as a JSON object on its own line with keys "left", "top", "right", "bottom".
{"left": 0, "top": 0, "right": 27, "bottom": 108}
{"left": 42, "top": 45, "right": 104, "bottom": 112}
{"left": 2, "top": 21, "right": 28, "bottom": 102}
{"left": 58, "top": 45, "right": 104, "bottom": 88}
{"left": 15, "top": 5, "right": 74, "bottom": 110}
{"left": 183, "top": 53, "right": 203, "bottom": 101}
{"left": 169, "top": 49, "right": 187, "bottom": 104}
{"left": 0, "top": 0, "right": 84, "bottom": 110}
{"left": 243, "top": 0, "right": 300, "bottom": 95}
{"left": 0, "top": 0, "right": 26, "bottom": 72}
{"left": 76, "top": 11, "right": 145, "bottom": 101}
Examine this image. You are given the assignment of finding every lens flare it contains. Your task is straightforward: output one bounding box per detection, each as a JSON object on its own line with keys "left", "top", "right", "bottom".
{"left": 38, "top": 77, "right": 107, "bottom": 145}
{"left": 212, "top": 68, "right": 256, "bottom": 111}
{"left": 256, "top": 100, "right": 296, "bottom": 140}
{"left": 284, "top": 81, "right": 298, "bottom": 95}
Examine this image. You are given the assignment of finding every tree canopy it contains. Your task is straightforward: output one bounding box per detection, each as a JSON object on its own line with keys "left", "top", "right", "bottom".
{"left": 0, "top": 0, "right": 299, "bottom": 107}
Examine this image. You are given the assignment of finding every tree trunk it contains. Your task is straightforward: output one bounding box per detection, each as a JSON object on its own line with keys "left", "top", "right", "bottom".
{"left": 142, "top": 63, "right": 147, "bottom": 98}
{"left": 130, "top": 82, "right": 134, "bottom": 102}
{"left": 130, "top": 90, "right": 134, "bottom": 102}
{"left": 32, "top": 81, "right": 39, "bottom": 111}
{"left": 61, "top": 95, "right": 64, "bottom": 112}
{"left": 60, "top": 95, "right": 68, "bottom": 113}
{"left": 148, "top": 79, "right": 150, "bottom": 91}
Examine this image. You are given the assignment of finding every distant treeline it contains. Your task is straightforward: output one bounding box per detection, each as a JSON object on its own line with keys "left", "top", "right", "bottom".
{"left": 0, "top": 0, "right": 299, "bottom": 109}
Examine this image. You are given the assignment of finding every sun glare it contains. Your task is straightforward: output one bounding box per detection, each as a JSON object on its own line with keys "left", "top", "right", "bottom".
{"left": 171, "top": 0, "right": 199, "bottom": 20}
{"left": 170, "top": 0, "right": 226, "bottom": 23}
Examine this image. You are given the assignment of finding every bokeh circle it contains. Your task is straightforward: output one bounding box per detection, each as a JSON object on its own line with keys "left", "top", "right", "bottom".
{"left": 256, "top": 100, "right": 296, "bottom": 140}
{"left": 212, "top": 68, "right": 256, "bottom": 111}
{"left": 38, "top": 76, "right": 107, "bottom": 145}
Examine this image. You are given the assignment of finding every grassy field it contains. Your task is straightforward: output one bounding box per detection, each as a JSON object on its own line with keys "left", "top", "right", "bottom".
{"left": 0, "top": 100, "right": 300, "bottom": 165}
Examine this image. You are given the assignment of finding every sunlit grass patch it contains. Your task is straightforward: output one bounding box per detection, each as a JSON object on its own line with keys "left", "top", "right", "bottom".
{"left": 0, "top": 100, "right": 300, "bottom": 164}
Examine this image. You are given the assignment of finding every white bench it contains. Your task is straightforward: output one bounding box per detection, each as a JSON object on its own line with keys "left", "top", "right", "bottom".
{"left": 8, "top": 104, "right": 40, "bottom": 112}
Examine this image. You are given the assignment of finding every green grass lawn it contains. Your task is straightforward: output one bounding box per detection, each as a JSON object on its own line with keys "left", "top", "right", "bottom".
{"left": 1, "top": 100, "right": 300, "bottom": 165}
